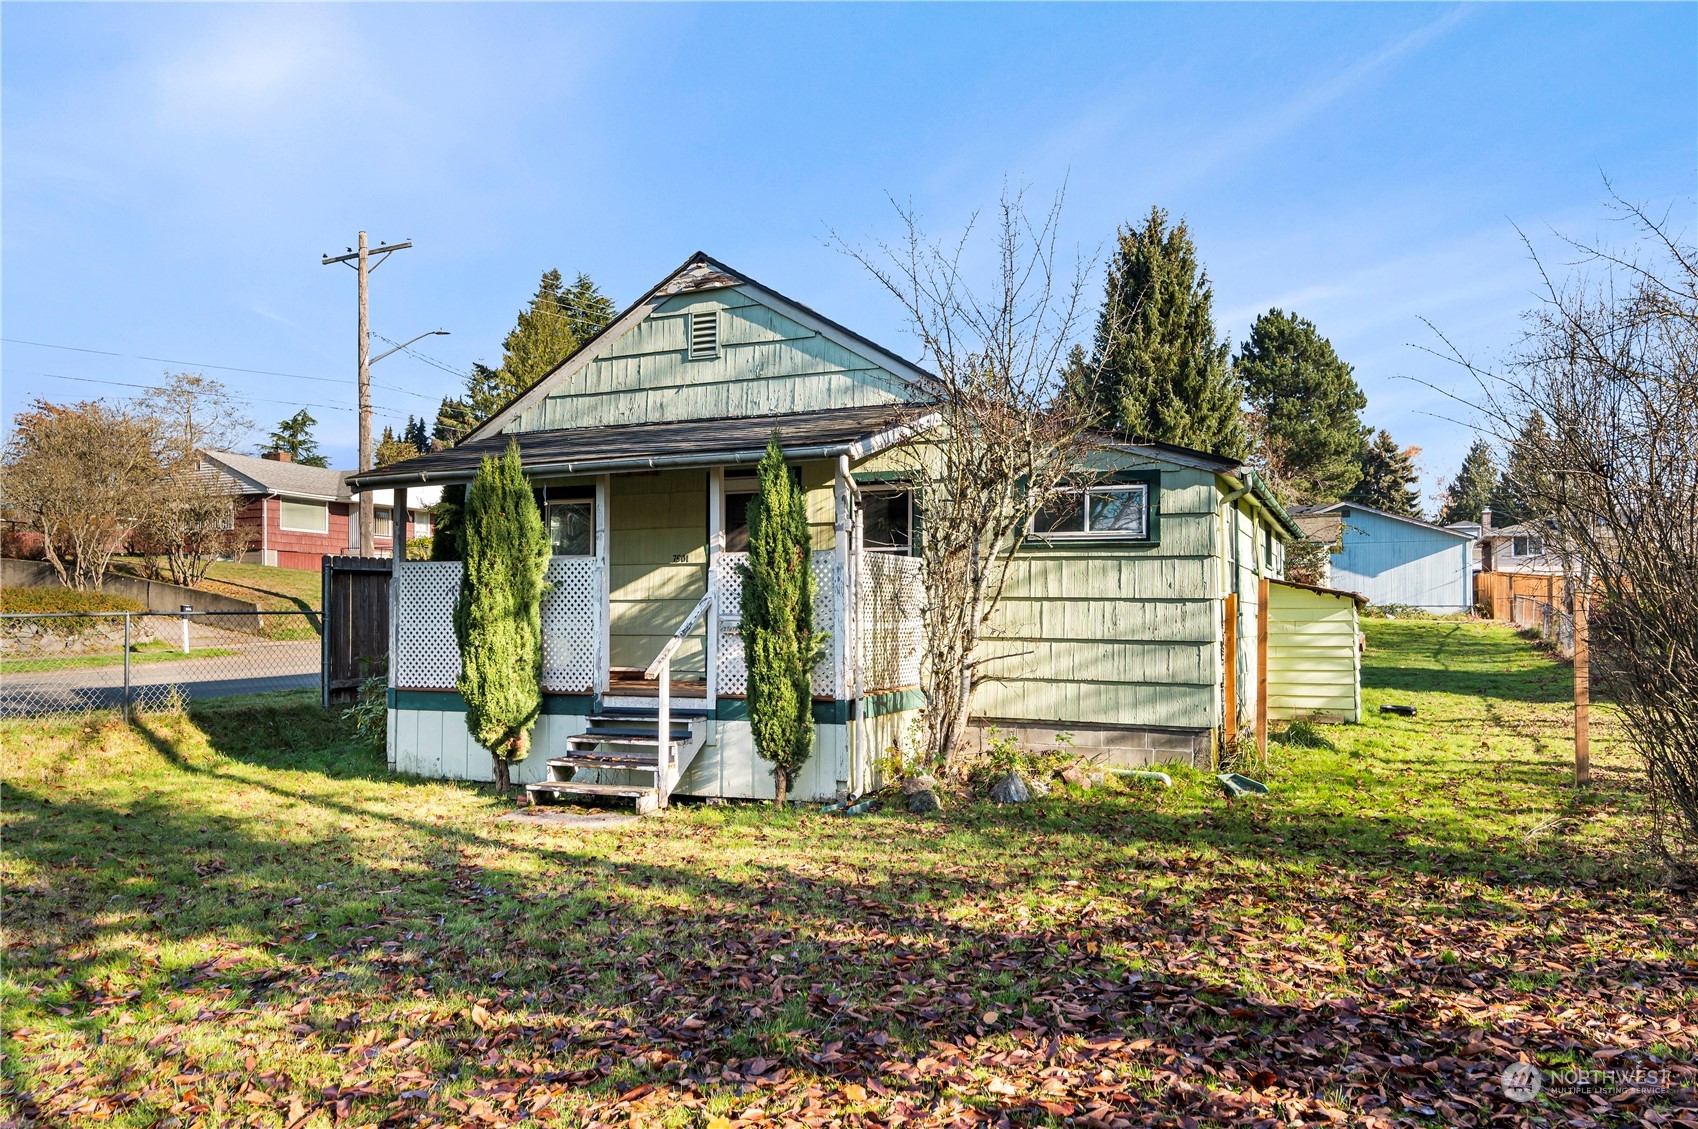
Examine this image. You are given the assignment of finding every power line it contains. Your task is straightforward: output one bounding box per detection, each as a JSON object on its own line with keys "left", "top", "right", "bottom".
{"left": 7, "top": 370, "right": 410, "bottom": 421}
{"left": 1, "top": 336, "right": 446, "bottom": 402}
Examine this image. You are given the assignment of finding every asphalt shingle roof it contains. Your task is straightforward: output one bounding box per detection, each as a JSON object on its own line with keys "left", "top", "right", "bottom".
{"left": 203, "top": 450, "right": 351, "bottom": 500}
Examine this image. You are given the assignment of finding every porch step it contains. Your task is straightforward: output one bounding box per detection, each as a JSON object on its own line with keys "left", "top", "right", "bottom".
{"left": 525, "top": 779, "right": 658, "bottom": 815}
{"left": 569, "top": 734, "right": 689, "bottom": 750}
{"left": 548, "top": 750, "right": 660, "bottom": 771}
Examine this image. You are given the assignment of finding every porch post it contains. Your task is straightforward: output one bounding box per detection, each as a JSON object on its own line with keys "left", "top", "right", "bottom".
{"left": 706, "top": 466, "right": 724, "bottom": 710}
{"left": 595, "top": 474, "right": 610, "bottom": 694}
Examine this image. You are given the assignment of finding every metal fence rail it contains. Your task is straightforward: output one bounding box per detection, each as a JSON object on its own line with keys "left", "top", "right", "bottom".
{"left": 0, "top": 610, "right": 322, "bottom": 719}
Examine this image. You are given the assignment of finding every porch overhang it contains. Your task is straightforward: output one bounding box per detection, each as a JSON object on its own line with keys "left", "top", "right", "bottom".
{"left": 347, "top": 405, "right": 940, "bottom": 489}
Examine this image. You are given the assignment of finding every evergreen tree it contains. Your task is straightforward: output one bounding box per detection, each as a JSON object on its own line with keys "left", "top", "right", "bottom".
{"left": 1438, "top": 439, "right": 1499, "bottom": 525}
{"left": 1487, "top": 413, "right": 1553, "bottom": 528}
{"left": 1347, "top": 429, "right": 1423, "bottom": 518}
{"left": 265, "top": 409, "right": 329, "bottom": 467}
{"left": 1236, "top": 309, "right": 1368, "bottom": 504}
{"left": 433, "top": 396, "right": 477, "bottom": 450}
{"left": 430, "top": 484, "right": 465, "bottom": 562}
{"left": 453, "top": 441, "right": 550, "bottom": 795}
{"left": 1084, "top": 208, "right": 1245, "bottom": 458}
{"left": 402, "top": 415, "right": 430, "bottom": 453}
{"left": 739, "top": 436, "right": 818, "bottom": 807}
{"left": 374, "top": 426, "right": 420, "bottom": 467}
{"left": 465, "top": 270, "right": 616, "bottom": 422}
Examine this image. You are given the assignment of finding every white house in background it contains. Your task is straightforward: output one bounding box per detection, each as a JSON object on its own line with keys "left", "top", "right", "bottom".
{"left": 1445, "top": 507, "right": 1565, "bottom": 577}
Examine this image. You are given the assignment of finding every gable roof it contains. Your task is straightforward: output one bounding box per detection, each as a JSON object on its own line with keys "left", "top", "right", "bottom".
{"left": 1294, "top": 501, "right": 1474, "bottom": 540}
{"left": 348, "top": 405, "right": 938, "bottom": 489}
{"left": 461, "top": 252, "right": 936, "bottom": 443}
{"left": 202, "top": 450, "right": 350, "bottom": 501}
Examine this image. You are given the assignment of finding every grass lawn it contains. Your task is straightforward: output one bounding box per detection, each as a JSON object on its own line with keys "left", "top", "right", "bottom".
{"left": 3, "top": 621, "right": 1694, "bottom": 1128}
{"left": 0, "top": 641, "right": 240, "bottom": 675}
{"left": 109, "top": 558, "right": 324, "bottom": 614}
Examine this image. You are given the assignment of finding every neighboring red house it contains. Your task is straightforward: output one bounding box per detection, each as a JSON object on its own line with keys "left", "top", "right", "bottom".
{"left": 201, "top": 450, "right": 436, "bottom": 570}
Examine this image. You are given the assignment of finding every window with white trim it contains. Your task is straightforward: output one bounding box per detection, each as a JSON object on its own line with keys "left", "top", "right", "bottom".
{"left": 278, "top": 496, "right": 329, "bottom": 534}
{"left": 1512, "top": 534, "right": 1543, "bottom": 557}
{"left": 1032, "top": 482, "right": 1151, "bottom": 539}
{"left": 374, "top": 506, "right": 393, "bottom": 539}
{"left": 688, "top": 310, "right": 719, "bottom": 360}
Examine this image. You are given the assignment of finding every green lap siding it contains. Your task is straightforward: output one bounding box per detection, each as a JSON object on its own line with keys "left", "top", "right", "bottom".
{"left": 1265, "top": 581, "right": 1361, "bottom": 722}
{"left": 610, "top": 471, "right": 708, "bottom": 675}
{"left": 514, "top": 290, "right": 913, "bottom": 432}
{"left": 977, "top": 465, "right": 1224, "bottom": 732}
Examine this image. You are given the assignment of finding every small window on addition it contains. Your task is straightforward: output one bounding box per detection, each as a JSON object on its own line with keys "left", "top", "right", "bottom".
{"left": 688, "top": 310, "right": 719, "bottom": 360}
{"left": 862, "top": 489, "right": 913, "bottom": 554}
{"left": 1032, "top": 482, "right": 1150, "bottom": 539}
{"left": 539, "top": 485, "right": 595, "bottom": 556}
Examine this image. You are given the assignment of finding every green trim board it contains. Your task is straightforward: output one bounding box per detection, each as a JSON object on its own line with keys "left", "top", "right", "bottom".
{"left": 714, "top": 698, "right": 853, "bottom": 725}
{"left": 864, "top": 689, "right": 924, "bottom": 718}
{"left": 389, "top": 689, "right": 595, "bottom": 715}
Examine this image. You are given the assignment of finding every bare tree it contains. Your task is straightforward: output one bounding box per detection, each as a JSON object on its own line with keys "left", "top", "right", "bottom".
{"left": 837, "top": 188, "right": 1124, "bottom": 767}
{"left": 133, "top": 373, "right": 255, "bottom": 587}
{"left": 2, "top": 399, "right": 162, "bottom": 590}
{"left": 1442, "top": 191, "right": 1698, "bottom": 854}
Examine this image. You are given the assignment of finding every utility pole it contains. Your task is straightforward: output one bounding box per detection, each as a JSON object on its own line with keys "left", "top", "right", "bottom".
{"left": 323, "top": 233, "right": 413, "bottom": 556}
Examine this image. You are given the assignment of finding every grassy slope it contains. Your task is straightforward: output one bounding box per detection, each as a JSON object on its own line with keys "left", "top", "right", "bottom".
{"left": 109, "top": 558, "right": 323, "bottom": 613}
{"left": 2, "top": 623, "right": 1694, "bottom": 1128}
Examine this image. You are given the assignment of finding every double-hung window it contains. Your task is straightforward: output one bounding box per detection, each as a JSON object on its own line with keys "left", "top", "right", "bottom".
{"left": 1032, "top": 480, "right": 1153, "bottom": 541}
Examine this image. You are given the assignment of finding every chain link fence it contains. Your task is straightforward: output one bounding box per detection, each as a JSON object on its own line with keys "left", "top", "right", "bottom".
{"left": 1512, "top": 593, "right": 1575, "bottom": 658}
{"left": 0, "top": 610, "right": 322, "bottom": 719}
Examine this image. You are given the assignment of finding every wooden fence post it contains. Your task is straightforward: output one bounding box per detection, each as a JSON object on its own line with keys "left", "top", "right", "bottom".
{"left": 1574, "top": 590, "right": 1590, "bottom": 786}
{"left": 1256, "top": 578, "right": 1270, "bottom": 767}
{"left": 1223, "top": 593, "right": 1239, "bottom": 751}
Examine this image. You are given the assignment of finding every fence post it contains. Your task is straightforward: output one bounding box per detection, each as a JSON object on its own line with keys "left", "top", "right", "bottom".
{"left": 123, "top": 613, "right": 132, "bottom": 722}
{"left": 179, "top": 605, "right": 192, "bottom": 653}
{"left": 1574, "top": 590, "right": 1590, "bottom": 786}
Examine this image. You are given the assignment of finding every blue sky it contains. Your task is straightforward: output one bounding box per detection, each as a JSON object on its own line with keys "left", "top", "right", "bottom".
{"left": 3, "top": 2, "right": 1693, "bottom": 508}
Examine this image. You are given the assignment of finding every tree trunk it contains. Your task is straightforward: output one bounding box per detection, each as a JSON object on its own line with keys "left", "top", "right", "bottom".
{"left": 774, "top": 773, "right": 788, "bottom": 808}
{"left": 492, "top": 756, "right": 511, "bottom": 797}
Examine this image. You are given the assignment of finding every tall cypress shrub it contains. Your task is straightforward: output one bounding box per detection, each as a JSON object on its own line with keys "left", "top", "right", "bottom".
{"left": 454, "top": 440, "right": 550, "bottom": 794}
{"left": 739, "top": 435, "right": 817, "bottom": 806}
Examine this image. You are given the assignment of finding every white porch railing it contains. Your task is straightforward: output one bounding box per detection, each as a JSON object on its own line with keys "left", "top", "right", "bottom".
{"left": 392, "top": 558, "right": 604, "bottom": 693}
{"left": 642, "top": 590, "right": 714, "bottom": 806}
{"left": 714, "top": 551, "right": 843, "bottom": 700}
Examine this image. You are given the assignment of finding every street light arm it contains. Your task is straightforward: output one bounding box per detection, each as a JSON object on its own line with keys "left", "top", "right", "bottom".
{"left": 370, "top": 329, "right": 450, "bottom": 365}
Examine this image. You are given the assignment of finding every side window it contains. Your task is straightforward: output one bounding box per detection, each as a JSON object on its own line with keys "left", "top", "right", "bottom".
{"left": 537, "top": 484, "right": 595, "bottom": 556}
{"left": 1032, "top": 482, "right": 1152, "bottom": 540}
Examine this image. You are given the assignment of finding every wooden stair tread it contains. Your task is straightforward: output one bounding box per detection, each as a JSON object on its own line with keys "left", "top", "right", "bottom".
{"left": 548, "top": 751, "right": 660, "bottom": 768}
{"left": 526, "top": 781, "right": 656, "bottom": 798}
{"left": 569, "top": 735, "right": 687, "bottom": 749}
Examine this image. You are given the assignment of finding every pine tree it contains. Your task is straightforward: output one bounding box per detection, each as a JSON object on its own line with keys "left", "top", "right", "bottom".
{"left": 433, "top": 397, "right": 477, "bottom": 450}
{"left": 374, "top": 426, "right": 420, "bottom": 467}
{"left": 1084, "top": 208, "right": 1245, "bottom": 458}
{"left": 1236, "top": 309, "right": 1368, "bottom": 504}
{"left": 1347, "top": 429, "right": 1423, "bottom": 518}
{"left": 1487, "top": 414, "right": 1552, "bottom": 528}
{"left": 430, "top": 484, "right": 465, "bottom": 562}
{"left": 402, "top": 415, "right": 430, "bottom": 453}
{"left": 465, "top": 270, "right": 616, "bottom": 422}
{"left": 1438, "top": 439, "right": 1499, "bottom": 525}
{"left": 453, "top": 440, "right": 550, "bottom": 795}
{"left": 739, "top": 436, "right": 818, "bottom": 806}
{"left": 266, "top": 409, "right": 329, "bottom": 467}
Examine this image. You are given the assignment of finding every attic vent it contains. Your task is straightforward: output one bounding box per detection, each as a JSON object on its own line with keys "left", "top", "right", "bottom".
{"left": 688, "top": 311, "right": 719, "bottom": 360}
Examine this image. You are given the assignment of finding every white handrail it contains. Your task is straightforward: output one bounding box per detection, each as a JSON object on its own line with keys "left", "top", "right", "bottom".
{"left": 642, "top": 589, "right": 714, "bottom": 680}
{"left": 641, "top": 582, "right": 714, "bottom": 807}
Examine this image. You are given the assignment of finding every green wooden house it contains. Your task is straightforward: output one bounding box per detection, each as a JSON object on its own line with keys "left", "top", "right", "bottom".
{"left": 350, "top": 253, "right": 1306, "bottom": 808}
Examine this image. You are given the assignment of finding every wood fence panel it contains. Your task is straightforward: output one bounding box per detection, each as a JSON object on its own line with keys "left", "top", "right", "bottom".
{"left": 322, "top": 556, "right": 393, "bottom": 705}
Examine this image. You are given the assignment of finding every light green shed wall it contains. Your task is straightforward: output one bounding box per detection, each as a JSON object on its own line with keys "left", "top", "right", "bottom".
{"left": 610, "top": 471, "right": 707, "bottom": 675}
{"left": 509, "top": 287, "right": 915, "bottom": 432}
{"left": 1265, "top": 582, "right": 1361, "bottom": 723}
{"left": 976, "top": 466, "right": 1224, "bottom": 731}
